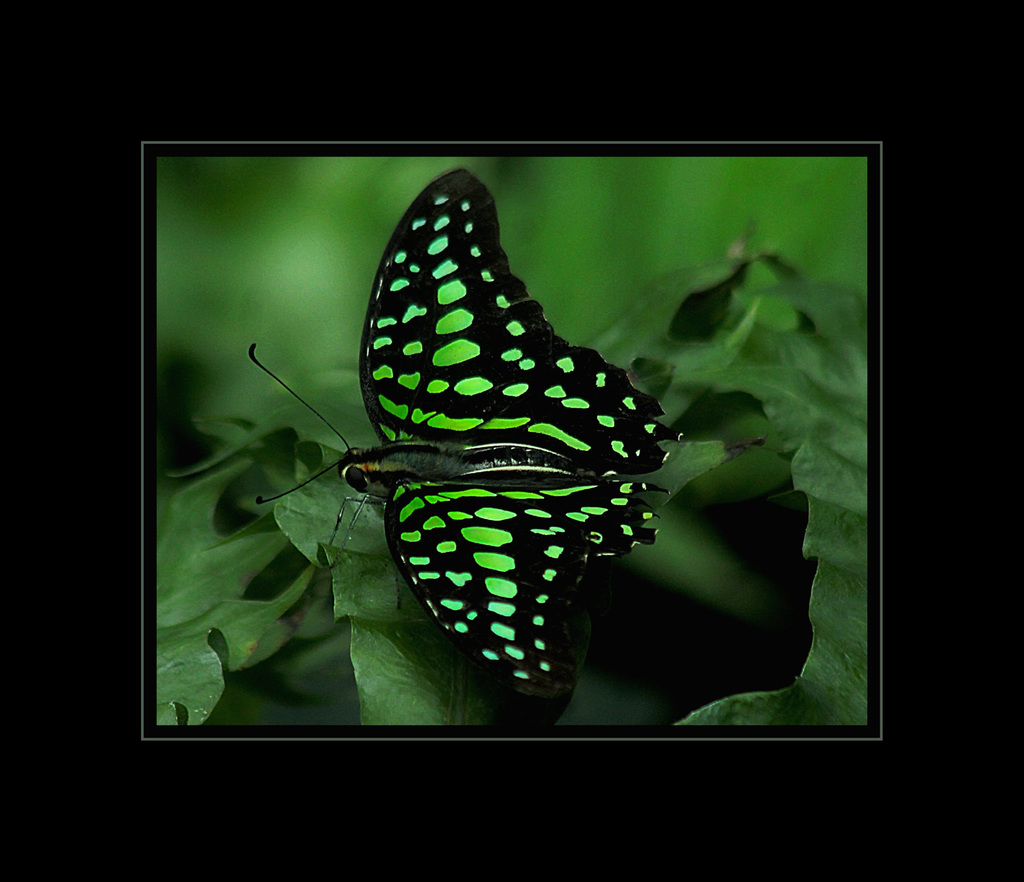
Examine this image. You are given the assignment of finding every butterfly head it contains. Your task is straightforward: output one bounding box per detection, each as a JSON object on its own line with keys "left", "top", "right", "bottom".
{"left": 336, "top": 448, "right": 396, "bottom": 498}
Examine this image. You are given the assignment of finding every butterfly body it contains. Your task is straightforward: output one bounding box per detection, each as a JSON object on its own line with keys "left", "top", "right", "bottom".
{"left": 338, "top": 169, "right": 679, "bottom": 698}
{"left": 340, "top": 440, "right": 598, "bottom": 495}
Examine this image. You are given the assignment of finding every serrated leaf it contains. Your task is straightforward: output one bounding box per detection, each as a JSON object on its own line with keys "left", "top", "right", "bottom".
{"left": 678, "top": 278, "right": 869, "bottom": 726}
{"left": 156, "top": 456, "right": 318, "bottom": 725}
{"left": 657, "top": 438, "right": 764, "bottom": 499}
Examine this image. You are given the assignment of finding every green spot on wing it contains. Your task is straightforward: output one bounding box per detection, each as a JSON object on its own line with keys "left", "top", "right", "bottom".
{"left": 399, "top": 496, "right": 425, "bottom": 522}
{"left": 490, "top": 621, "right": 516, "bottom": 640}
{"left": 402, "top": 303, "right": 427, "bottom": 323}
{"left": 426, "top": 413, "right": 484, "bottom": 431}
{"left": 485, "top": 577, "right": 517, "bottom": 598}
{"left": 432, "top": 259, "right": 458, "bottom": 278}
{"left": 437, "top": 279, "right": 467, "bottom": 304}
{"left": 436, "top": 308, "right": 474, "bottom": 335}
{"left": 481, "top": 416, "right": 531, "bottom": 429}
{"left": 461, "top": 526, "right": 513, "bottom": 546}
{"left": 379, "top": 394, "right": 408, "bottom": 420}
{"left": 432, "top": 339, "right": 481, "bottom": 366}
{"left": 528, "top": 422, "right": 591, "bottom": 451}
{"left": 475, "top": 507, "right": 516, "bottom": 521}
{"left": 474, "top": 551, "right": 516, "bottom": 571}
{"left": 454, "top": 376, "right": 493, "bottom": 396}
{"left": 411, "top": 408, "right": 434, "bottom": 424}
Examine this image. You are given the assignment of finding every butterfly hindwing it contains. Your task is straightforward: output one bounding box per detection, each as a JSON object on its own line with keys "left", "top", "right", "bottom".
{"left": 360, "top": 169, "right": 677, "bottom": 475}
{"left": 384, "top": 479, "right": 658, "bottom": 697}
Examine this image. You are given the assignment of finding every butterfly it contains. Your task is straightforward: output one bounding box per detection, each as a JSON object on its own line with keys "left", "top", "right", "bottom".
{"left": 331, "top": 169, "right": 679, "bottom": 699}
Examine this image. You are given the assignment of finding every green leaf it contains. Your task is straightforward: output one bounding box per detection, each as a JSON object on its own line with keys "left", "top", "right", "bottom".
{"left": 657, "top": 437, "right": 765, "bottom": 499}
{"left": 156, "top": 456, "right": 317, "bottom": 725}
{"left": 677, "top": 278, "right": 868, "bottom": 726}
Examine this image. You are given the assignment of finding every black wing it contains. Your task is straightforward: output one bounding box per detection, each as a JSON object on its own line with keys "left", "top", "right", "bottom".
{"left": 385, "top": 477, "right": 659, "bottom": 697}
{"left": 360, "top": 169, "right": 678, "bottom": 475}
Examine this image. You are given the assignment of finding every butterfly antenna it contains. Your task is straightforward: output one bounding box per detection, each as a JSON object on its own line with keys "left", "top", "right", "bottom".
{"left": 248, "top": 343, "right": 353, "bottom": 451}
{"left": 254, "top": 460, "right": 343, "bottom": 505}
{"left": 248, "top": 344, "right": 356, "bottom": 505}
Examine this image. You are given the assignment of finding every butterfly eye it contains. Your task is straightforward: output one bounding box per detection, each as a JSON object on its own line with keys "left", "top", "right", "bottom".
{"left": 344, "top": 466, "right": 367, "bottom": 492}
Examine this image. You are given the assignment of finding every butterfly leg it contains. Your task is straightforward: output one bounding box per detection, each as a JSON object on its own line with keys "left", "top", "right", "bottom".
{"left": 328, "top": 493, "right": 385, "bottom": 552}
{"left": 328, "top": 494, "right": 404, "bottom": 610}
{"left": 328, "top": 494, "right": 360, "bottom": 550}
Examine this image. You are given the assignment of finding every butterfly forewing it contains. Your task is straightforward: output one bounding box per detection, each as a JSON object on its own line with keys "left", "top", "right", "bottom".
{"left": 361, "top": 169, "right": 676, "bottom": 476}
{"left": 384, "top": 479, "right": 659, "bottom": 697}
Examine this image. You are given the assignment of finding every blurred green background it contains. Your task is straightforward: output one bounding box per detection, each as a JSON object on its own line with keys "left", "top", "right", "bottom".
{"left": 153, "top": 152, "right": 868, "bottom": 724}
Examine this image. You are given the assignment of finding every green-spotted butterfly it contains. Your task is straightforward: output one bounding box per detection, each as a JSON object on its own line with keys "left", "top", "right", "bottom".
{"left": 274, "top": 169, "right": 680, "bottom": 699}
